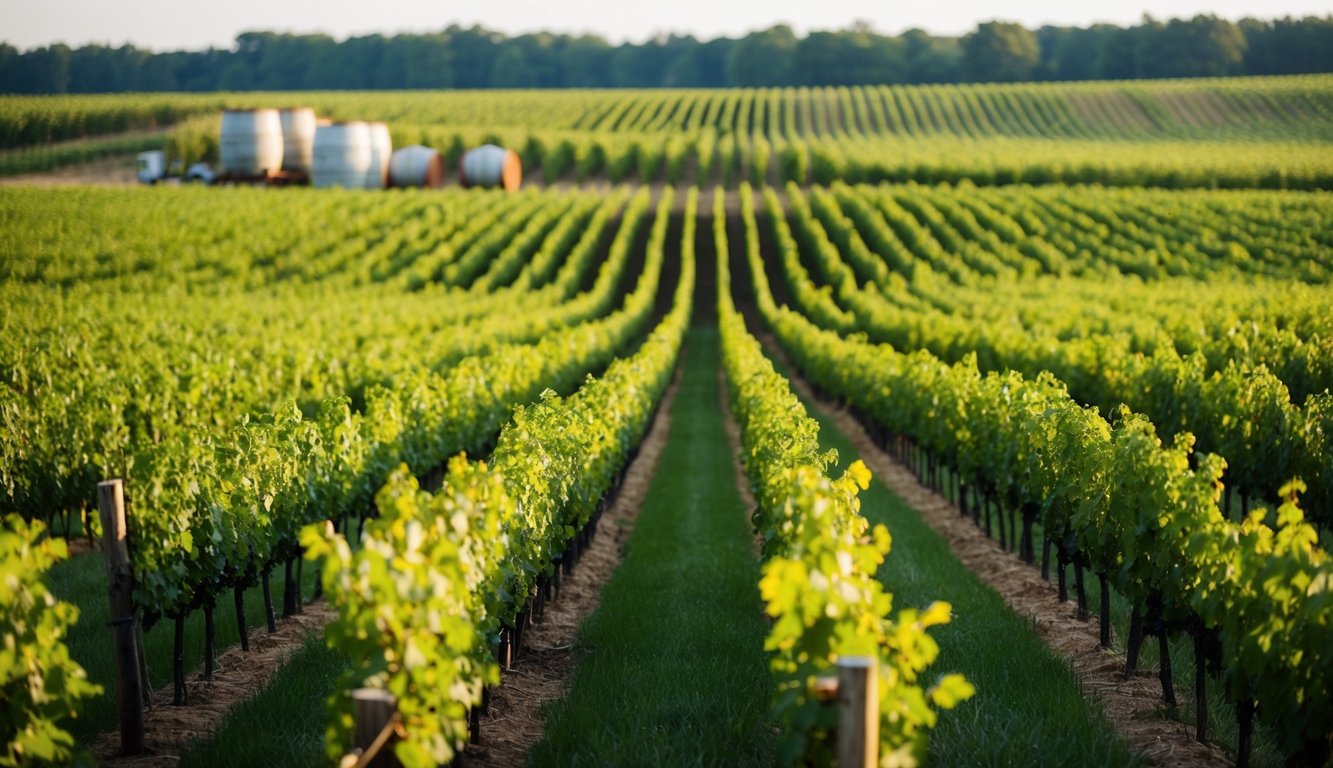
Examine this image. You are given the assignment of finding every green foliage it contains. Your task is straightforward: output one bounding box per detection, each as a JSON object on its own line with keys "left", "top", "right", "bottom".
{"left": 1191, "top": 481, "right": 1332, "bottom": 758}
{"left": 962, "top": 22, "right": 1040, "bottom": 82}
{"left": 4, "top": 76, "right": 1331, "bottom": 188}
{"left": 0, "top": 182, "right": 657, "bottom": 639}
{"left": 1, "top": 516, "right": 101, "bottom": 767}
{"left": 304, "top": 462, "right": 506, "bottom": 767}
{"left": 304, "top": 187, "right": 693, "bottom": 762}
{"left": 718, "top": 186, "right": 970, "bottom": 766}
{"left": 778, "top": 181, "right": 1333, "bottom": 529}
{"left": 744, "top": 180, "right": 1332, "bottom": 762}
{"left": 164, "top": 114, "right": 219, "bottom": 168}
{"left": 532, "top": 326, "right": 777, "bottom": 765}
{"left": 0, "top": 132, "right": 164, "bottom": 177}
{"left": 4, "top": 17, "right": 1332, "bottom": 97}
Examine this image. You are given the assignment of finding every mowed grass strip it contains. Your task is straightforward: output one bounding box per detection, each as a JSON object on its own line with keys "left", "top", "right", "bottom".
{"left": 48, "top": 551, "right": 316, "bottom": 746}
{"left": 766, "top": 354, "right": 1141, "bottom": 767}
{"left": 533, "top": 327, "right": 774, "bottom": 767}
{"left": 178, "top": 637, "right": 346, "bottom": 768}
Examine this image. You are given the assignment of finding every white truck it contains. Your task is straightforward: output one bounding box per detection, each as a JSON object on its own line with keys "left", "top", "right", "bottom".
{"left": 136, "top": 151, "right": 216, "bottom": 185}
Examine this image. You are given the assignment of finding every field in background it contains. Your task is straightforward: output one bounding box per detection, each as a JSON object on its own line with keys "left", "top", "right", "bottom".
{"left": 3, "top": 75, "right": 1332, "bottom": 188}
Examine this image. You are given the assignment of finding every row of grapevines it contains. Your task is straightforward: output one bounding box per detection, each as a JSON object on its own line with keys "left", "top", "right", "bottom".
{"left": 0, "top": 132, "right": 165, "bottom": 176}
{"left": 7, "top": 78, "right": 1329, "bottom": 186}
{"left": 744, "top": 184, "right": 1332, "bottom": 764}
{"left": 124, "top": 185, "right": 659, "bottom": 623}
{"left": 8, "top": 76, "right": 1330, "bottom": 151}
{"left": 156, "top": 86, "right": 1328, "bottom": 189}
{"left": 0, "top": 187, "right": 624, "bottom": 535}
{"left": 814, "top": 182, "right": 1331, "bottom": 386}
{"left": 0, "top": 93, "right": 219, "bottom": 149}
{"left": 387, "top": 121, "right": 1333, "bottom": 190}
{"left": 568, "top": 77, "right": 1333, "bottom": 142}
{"left": 775, "top": 182, "right": 1332, "bottom": 525}
{"left": 303, "top": 186, "right": 692, "bottom": 767}
{"left": 717, "top": 185, "right": 971, "bottom": 766}
{"left": 805, "top": 182, "right": 1327, "bottom": 525}
{"left": 1, "top": 180, "right": 659, "bottom": 740}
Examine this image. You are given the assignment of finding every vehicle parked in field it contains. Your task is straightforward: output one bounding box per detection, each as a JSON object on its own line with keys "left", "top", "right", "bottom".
{"left": 137, "top": 150, "right": 215, "bottom": 184}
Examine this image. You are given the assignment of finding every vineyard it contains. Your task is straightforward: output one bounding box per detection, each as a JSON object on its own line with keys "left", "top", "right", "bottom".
{"left": 4, "top": 75, "right": 1333, "bottom": 189}
{"left": 1, "top": 75, "right": 1331, "bottom": 768}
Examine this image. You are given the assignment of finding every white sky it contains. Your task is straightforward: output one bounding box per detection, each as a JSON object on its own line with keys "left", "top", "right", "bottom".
{"left": 3, "top": 0, "right": 1330, "bottom": 51}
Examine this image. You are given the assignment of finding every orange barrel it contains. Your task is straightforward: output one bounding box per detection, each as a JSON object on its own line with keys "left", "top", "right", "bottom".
{"left": 459, "top": 144, "right": 522, "bottom": 191}
{"left": 388, "top": 145, "right": 445, "bottom": 188}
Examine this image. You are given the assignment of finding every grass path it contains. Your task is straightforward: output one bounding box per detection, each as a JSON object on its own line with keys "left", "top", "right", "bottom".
{"left": 177, "top": 637, "right": 340, "bottom": 767}
{"left": 532, "top": 327, "right": 774, "bottom": 766}
{"left": 47, "top": 552, "right": 319, "bottom": 748}
{"left": 752, "top": 341, "right": 1141, "bottom": 767}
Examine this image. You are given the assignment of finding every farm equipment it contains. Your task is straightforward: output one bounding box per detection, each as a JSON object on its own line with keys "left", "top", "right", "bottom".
{"left": 136, "top": 150, "right": 216, "bottom": 185}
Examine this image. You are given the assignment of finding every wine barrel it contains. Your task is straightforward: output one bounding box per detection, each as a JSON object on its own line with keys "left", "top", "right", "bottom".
{"left": 459, "top": 144, "right": 522, "bottom": 191}
{"left": 312, "top": 122, "right": 372, "bottom": 189}
{"left": 388, "top": 145, "right": 445, "bottom": 188}
{"left": 278, "top": 107, "right": 317, "bottom": 173}
{"left": 366, "top": 122, "right": 392, "bottom": 189}
{"left": 219, "top": 109, "right": 283, "bottom": 174}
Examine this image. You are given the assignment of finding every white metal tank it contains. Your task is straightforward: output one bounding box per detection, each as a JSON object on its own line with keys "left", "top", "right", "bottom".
{"left": 278, "top": 107, "right": 317, "bottom": 173}
{"left": 459, "top": 144, "right": 522, "bottom": 191}
{"left": 388, "top": 145, "right": 445, "bottom": 188}
{"left": 312, "top": 122, "right": 372, "bottom": 189}
{"left": 366, "top": 122, "right": 392, "bottom": 189}
{"left": 219, "top": 109, "right": 284, "bottom": 175}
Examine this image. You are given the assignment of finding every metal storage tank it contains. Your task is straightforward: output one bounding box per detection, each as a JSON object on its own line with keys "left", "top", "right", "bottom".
{"left": 366, "top": 122, "right": 392, "bottom": 189}
{"left": 220, "top": 109, "right": 284, "bottom": 174}
{"left": 278, "top": 107, "right": 317, "bottom": 173}
{"left": 459, "top": 144, "right": 522, "bottom": 191}
{"left": 311, "top": 122, "right": 372, "bottom": 189}
{"left": 389, "top": 145, "right": 445, "bottom": 188}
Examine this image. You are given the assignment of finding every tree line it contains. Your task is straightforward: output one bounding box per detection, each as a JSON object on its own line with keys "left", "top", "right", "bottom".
{"left": 2, "top": 15, "right": 1331, "bottom": 94}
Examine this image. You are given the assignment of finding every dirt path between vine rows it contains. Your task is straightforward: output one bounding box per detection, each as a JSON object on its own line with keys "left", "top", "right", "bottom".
{"left": 762, "top": 336, "right": 1230, "bottom": 768}
{"left": 92, "top": 602, "right": 336, "bottom": 767}
{"left": 466, "top": 363, "right": 682, "bottom": 767}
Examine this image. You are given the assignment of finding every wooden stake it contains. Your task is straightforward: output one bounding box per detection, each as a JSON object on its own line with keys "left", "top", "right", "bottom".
{"left": 99, "top": 479, "right": 144, "bottom": 755}
{"left": 837, "top": 657, "right": 879, "bottom": 768}
{"left": 352, "top": 689, "right": 400, "bottom": 768}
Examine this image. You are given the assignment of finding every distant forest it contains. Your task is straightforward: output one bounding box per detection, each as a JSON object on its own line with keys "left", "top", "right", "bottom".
{"left": 3, "top": 15, "right": 1331, "bottom": 94}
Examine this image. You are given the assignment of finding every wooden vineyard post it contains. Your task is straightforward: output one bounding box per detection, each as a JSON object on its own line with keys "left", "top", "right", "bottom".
{"left": 837, "top": 657, "right": 879, "bottom": 768}
{"left": 99, "top": 479, "right": 145, "bottom": 755}
{"left": 349, "top": 689, "right": 401, "bottom": 768}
